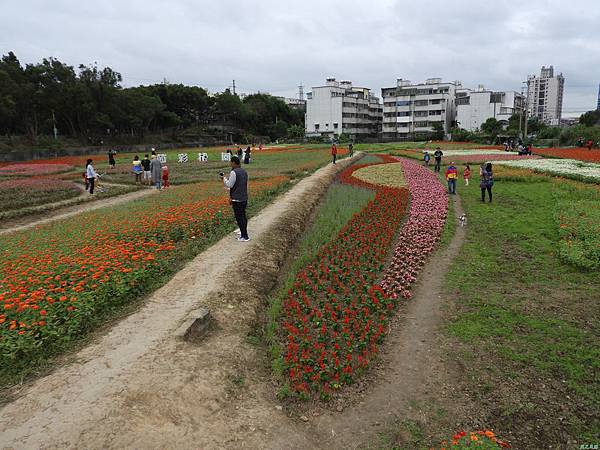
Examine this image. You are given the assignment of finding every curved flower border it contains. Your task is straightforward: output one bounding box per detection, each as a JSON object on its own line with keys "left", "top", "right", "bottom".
{"left": 381, "top": 158, "right": 448, "bottom": 299}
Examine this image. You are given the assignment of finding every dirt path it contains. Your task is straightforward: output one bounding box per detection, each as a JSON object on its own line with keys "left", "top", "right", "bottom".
{"left": 0, "top": 186, "right": 155, "bottom": 235}
{"left": 0, "top": 157, "right": 359, "bottom": 450}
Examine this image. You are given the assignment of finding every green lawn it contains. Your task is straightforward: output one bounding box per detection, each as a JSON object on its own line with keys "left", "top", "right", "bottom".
{"left": 442, "top": 175, "right": 600, "bottom": 447}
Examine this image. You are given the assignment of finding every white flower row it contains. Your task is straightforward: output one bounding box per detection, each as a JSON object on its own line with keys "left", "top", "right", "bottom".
{"left": 421, "top": 149, "right": 506, "bottom": 156}
{"left": 496, "top": 158, "right": 600, "bottom": 182}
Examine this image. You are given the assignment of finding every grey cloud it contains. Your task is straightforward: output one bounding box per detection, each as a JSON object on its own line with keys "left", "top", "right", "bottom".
{"left": 1, "top": 0, "right": 598, "bottom": 114}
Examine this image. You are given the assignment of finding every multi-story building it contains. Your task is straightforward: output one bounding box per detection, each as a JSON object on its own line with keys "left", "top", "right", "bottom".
{"left": 455, "top": 86, "right": 525, "bottom": 131}
{"left": 381, "top": 78, "right": 457, "bottom": 140}
{"left": 597, "top": 83, "right": 600, "bottom": 110}
{"left": 526, "top": 65, "right": 565, "bottom": 125}
{"left": 305, "top": 78, "right": 382, "bottom": 139}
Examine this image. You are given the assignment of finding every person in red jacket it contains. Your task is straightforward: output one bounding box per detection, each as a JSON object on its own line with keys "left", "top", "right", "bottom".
{"left": 463, "top": 164, "right": 471, "bottom": 186}
{"left": 445, "top": 162, "right": 458, "bottom": 195}
{"left": 587, "top": 139, "right": 593, "bottom": 150}
{"left": 331, "top": 143, "right": 338, "bottom": 164}
{"left": 161, "top": 165, "right": 170, "bottom": 189}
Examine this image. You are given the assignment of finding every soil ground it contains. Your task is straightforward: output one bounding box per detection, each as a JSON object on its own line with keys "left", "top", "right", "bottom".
{"left": 0, "top": 158, "right": 466, "bottom": 450}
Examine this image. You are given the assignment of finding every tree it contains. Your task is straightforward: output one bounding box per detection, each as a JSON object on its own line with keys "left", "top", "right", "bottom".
{"left": 579, "top": 110, "right": 600, "bottom": 127}
{"left": 480, "top": 118, "right": 503, "bottom": 137}
{"left": 431, "top": 121, "right": 444, "bottom": 140}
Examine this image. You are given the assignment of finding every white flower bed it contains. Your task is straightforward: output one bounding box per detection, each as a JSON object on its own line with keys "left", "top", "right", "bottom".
{"left": 421, "top": 149, "right": 506, "bottom": 156}
{"left": 496, "top": 158, "right": 600, "bottom": 182}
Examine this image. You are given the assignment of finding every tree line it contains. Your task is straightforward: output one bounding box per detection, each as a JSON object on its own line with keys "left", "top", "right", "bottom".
{"left": 0, "top": 52, "right": 304, "bottom": 146}
{"left": 451, "top": 111, "right": 600, "bottom": 147}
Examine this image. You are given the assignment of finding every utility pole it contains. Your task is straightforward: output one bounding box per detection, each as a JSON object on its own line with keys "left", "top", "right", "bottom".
{"left": 232, "top": 80, "right": 236, "bottom": 96}
{"left": 52, "top": 110, "right": 58, "bottom": 140}
{"left": 523, "top": 79, "right": 530, "bottom": 140}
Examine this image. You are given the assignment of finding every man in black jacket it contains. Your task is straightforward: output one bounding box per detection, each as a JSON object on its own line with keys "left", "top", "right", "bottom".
{"left": 221, "top": 156, "right": 250, "bottom": 242}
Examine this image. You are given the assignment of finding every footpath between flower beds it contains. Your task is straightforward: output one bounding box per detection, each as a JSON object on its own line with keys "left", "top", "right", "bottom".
{"left": 280, "top": 156, "right": 448, "bottom": 396}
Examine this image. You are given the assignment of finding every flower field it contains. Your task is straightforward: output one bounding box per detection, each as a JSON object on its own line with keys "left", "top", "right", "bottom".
{"left": 351, "top": 162, "right": 406, "bottom": 187}
{"left": 0, "top": 176, "right": 288, "bottom": 377}
{"left": 0, "top": 178, "right": 82, "bottom": 211}
{"left": 449, "top": 154, "right": 540, "bottom": 164}
{"left": 0, "top": 163, "right": 74, "bottom": 176}
{"left": 381, "top": 159, "right": 448, "bottom": 299}
{"left": 534, "top": 147, "right": 600, "bottom": 163}
{"left": 496, "top": 158, "right": 600, "bottom": 183}
{"left": 278, "top": 156, "right": 448, "bottom": 396}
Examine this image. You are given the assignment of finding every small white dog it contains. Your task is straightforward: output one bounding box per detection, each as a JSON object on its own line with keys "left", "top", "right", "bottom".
{"left": 459, "top": 214, "right": 467, "bottom": 227}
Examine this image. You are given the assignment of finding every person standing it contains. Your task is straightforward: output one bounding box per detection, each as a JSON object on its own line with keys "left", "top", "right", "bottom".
{"left": 142, "top": 154, "right": 152, "bottom": 185}
{"left": 349, "top": 142, "right": 354, "bottom": 156}
{"left": 423, "top": 151, "right": 431, "bottom": 166}
{"left": 132, "top": 155, "right": 143, "bottom": 184}
{"left": 108, "top": 149, "right": 116, "bottom": 169}
{"left": 331, "top": 143, "right": 338, "bottom": 164}
{"left": 86, "top": 159, "right": 97, "bottom": 195}
{"left": 445, "top": 161, "right": 458, "bottom": 195}
{"left": 162, "top": 165, "right": 170, "bottom": 189}
{"left": 433, "top": 147, "right": 443, "bottom": 172}
{"left": 244, "top": 146, "right": 251, "bottom": 164}
{"left": 480, "top": 162, "right": 494, "bottom": 202}
{"left": 222, "top": 156, "right": 250, "bottom": 242}
{"left": 150, "top": 154, "right": 162, "bottom": 190}
{"left": 463, "top": 164, "right": 471, "bottom": 186}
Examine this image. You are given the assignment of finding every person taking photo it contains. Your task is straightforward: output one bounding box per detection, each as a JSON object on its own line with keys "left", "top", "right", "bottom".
{"left": 221, "top": 156, "right": 250, "bottom": 242}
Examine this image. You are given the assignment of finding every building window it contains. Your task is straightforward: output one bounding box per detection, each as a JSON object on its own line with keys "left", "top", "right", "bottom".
{"left": 414, "top": 100, "right": 429, "bottom": 107}
{"left": 456, "top": 97, "right": 470, "bottom": 105}
{"left": 333, "top": 123, "right": 338, "bottom": 129}
{"left": 396, "top": 100, "right": 411, "bottom": 106}
{"left": 315, "top": 124, "right": 319, "bottom": 130}
{"left": 325, "top": 123, "right": 329, "bottom": 128}
{"left": 415, "top": 121, "right": 429, "bottom": 127}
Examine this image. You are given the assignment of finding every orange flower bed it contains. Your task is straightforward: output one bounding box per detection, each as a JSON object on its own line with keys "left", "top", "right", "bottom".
{"left": 534, "top": 147, "right": 600, "bottom": 163}
{"left": 0, "top": 176, "right": 288, "bottom": 366}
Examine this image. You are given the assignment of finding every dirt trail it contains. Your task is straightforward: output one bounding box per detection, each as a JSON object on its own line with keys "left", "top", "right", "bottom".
{"left": 0, "top": 157, "right": 358, "bottom": 450}
{"left": 0, "top": 187, "right": 155, "bottom": 235}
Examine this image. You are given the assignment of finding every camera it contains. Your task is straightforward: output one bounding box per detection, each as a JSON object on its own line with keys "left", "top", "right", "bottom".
{"left": 219, "top": 172, "right": 224, "bottom": 177}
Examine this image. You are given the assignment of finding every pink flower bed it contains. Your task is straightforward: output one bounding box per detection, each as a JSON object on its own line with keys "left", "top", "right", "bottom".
{"left": 380, "top": 158, "right": 448, "bottom": 299}
{"left": 0, "top": 163, "right": 74, "bottom": 176}
{"left": 450, "top": 154, "right": 540, "bottom": 164}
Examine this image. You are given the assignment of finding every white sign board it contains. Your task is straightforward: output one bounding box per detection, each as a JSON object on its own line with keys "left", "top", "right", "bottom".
{"left": 178, "top": 153, "right": 189, "bottom": 163}
{"left": 157, "top": 153, "right": 167, "bottom": 163}
{"left": 221, "top": 152, "right": 231, "bottom": 162}
{"left": 198, "top": 152, "right": 208, "bottom": 162}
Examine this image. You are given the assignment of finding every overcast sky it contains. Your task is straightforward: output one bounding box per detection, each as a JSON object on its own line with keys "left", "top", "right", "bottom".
{"left": 2, "top": 0, "right": 598, "bottom": 116}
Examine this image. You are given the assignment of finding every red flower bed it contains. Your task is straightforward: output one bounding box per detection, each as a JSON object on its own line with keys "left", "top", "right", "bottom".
{"left": 381, "top": 159, "right": 448, "bottom": 299}
{"left": 0, "top": 163, "right": 74, "bottom": 176}
{"left": 281, "top": 156, "right": 411, "bottom": 396}
{"left": 533, "top": 147, "right": 600, "bottom": 163}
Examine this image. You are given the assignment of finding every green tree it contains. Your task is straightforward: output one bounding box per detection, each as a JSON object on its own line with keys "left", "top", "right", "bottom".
{"left": 579, "top": 110, "right": 600, "bottom": 127}
{"left": 480, "top": 117, "right": 503, "bottom": 137}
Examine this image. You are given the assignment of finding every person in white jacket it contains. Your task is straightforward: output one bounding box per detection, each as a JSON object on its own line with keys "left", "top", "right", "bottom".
{"left": 86, "top": 159, "right": 98, "bottom": 194}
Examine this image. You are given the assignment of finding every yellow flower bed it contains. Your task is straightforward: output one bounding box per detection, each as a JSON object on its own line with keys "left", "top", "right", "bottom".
{"left": 352, "top": 162, "right": 406, "bottom": 188}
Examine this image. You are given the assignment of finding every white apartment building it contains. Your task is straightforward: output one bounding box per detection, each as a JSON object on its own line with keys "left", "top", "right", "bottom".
{"left": 527, "top": 66, "right": 565, "bottom": 125}
{"left": 305, "top": 78, "right": 382, "bottom": 139}
{"left": 381, "top": 78, "right": 457, "bottom": 140}
{"left": 456, "top": 86, "right": 525, "bottom": 131}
